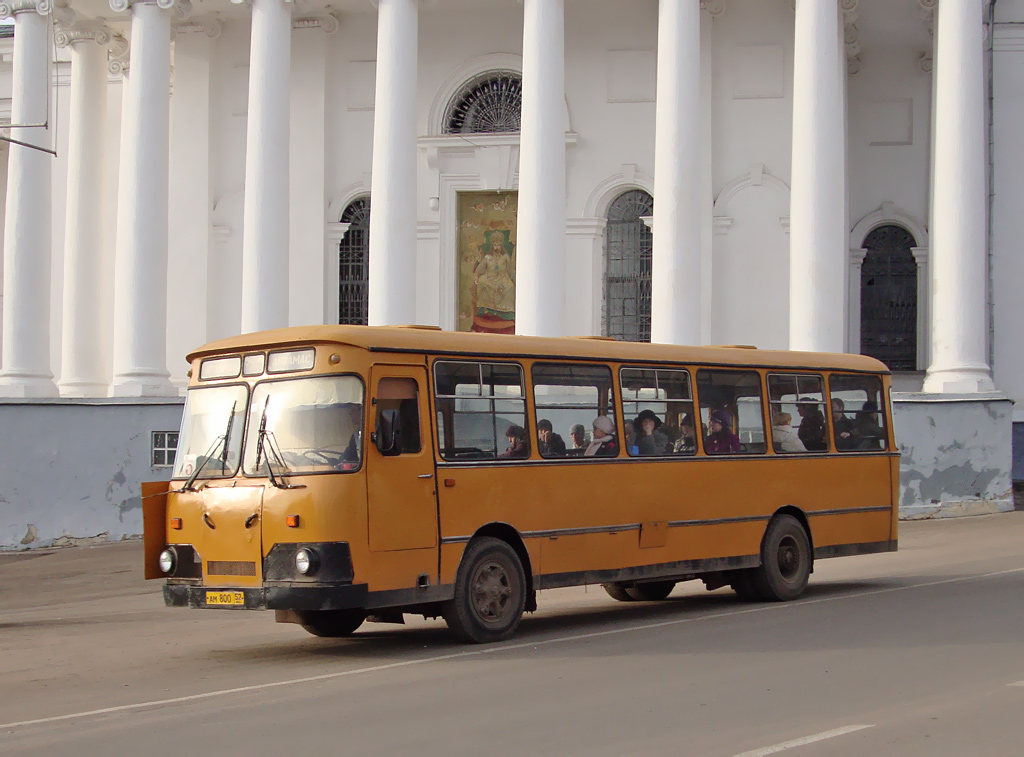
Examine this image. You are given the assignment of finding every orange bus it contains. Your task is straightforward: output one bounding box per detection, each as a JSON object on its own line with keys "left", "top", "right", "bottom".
{"left": 144, "top": 326, "right": 897, "bottom": 643}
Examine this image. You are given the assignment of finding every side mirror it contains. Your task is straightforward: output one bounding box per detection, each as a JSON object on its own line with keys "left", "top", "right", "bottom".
{"left": 374, "top": 409, "right": 403, "bottom": 457}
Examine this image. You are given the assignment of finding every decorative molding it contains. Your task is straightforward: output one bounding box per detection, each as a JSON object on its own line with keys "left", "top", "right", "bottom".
{"left": 173, "top": 16, "right": 222, "bottom": 38}
{"left": 417, "top": 221, "right": 440, "bottom": 242}
{"left": 293, "top": 13, "right": 339, "bottom": 34}
{"left": 428, "top": 53, "right": 524, "bottom": 136}
{"left": 582, "top": 165, "right": 654, "bottom": 218}
{"left": 993, "top": 26, "right": 1024, "bottom": 53}
{"left": 566, "top": 217, "right": 608, "bottom": 238}
{"left": 850, "top": 201, "right": 929, "bottom": 249}
{"left": 212, "top": 225, "right": 232, "bottom": 244}
{"left": 325, "top": 222, "right": 351, "bottom": 243}
{"left": 700, "top": 0, "right": 725, "bottom": 18}
{"left": 712, "top": 163, "right": 791, "bottom": 238}
{"left": 842, "top": 1, "right": 861, "bottom": 74}
{"left": 55, "top": 21, "right": 112, "bottom": 48}
{"left": 918, "top": 51, "right": 933, "bottom": 74}
{"left": 917, "top": 0, "right": 936, "bottom": 35}
{"left": 107, "top": 33, "right": 129, "bottom": 76}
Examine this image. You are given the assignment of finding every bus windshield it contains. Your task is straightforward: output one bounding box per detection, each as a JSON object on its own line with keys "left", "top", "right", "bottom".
{"left": 242, "top": 376, "right": 365, "bottom": 475}
{"left": 171, "top": 384, "right": 249, "bottom": 480}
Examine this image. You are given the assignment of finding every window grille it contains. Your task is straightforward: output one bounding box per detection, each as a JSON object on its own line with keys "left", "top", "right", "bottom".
{"left": 604, "top": 190, "right": 654, "bottom": 343}
{"left": 444, "top": 70, "right": 522, "bottom": 134}
{"left": 860, "top": 224, "right": 917, "bottom": 370}
{"left": 152, "top": 431, "right": 179, "bottom": 467}
{"left": 339, "top": 197, "right": 370, "bottom": 326}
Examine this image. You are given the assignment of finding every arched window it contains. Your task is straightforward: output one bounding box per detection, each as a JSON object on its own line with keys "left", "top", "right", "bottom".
{"left": 604, "top": 189, "right": 654, "bottom": 343}
{"left": 339, "top": 197, "right": 370, "bottom": 326}
{"left": 444, "top": 70, "right": 522, "bottom": 134}
{"left": 861, "top": 224, "right": 917, "bottom": 370}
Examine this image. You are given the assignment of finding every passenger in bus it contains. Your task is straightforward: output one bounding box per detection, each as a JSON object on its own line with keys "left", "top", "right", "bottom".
{"left": 704, "top": 410, "right": 741, "bottom": 454}
{"left": 831, "top": 398, "right": 857, "bottom": 450}
{"left": 584, "top": 416, "right": 619, "bottom": 457}
{"left": 771, "top": 411, "right": 806, "bottom": 453}
{"left": 536, "top": 418, "right": 567, "bottom": 456}
{"left": 633, "top": 409, "right": 668, "bottom": 455}
{"left": 569, "top": 423, "right": 588, "bottom": 450}
{"left": 498, "top": 425, "right": 529, "bottom": 459}
{"left": 854, "top": 401, "right": 884, "bottom": 450}
{"left": 796, "top": 398, "right": 828, "bottom": 451}
{"left": 672, "top": 414, "right": 697, "bottom": 453}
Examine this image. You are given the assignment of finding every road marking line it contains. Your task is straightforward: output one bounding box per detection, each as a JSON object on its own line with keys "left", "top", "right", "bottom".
{"left": 1, "top": 566, "right": 1021, "bottom": 731}
{"left": 1009, "top": 681, "right": 1024, "bottom": 687}
{"left": 733, "top": 725, "right": 874, "bottom": 756}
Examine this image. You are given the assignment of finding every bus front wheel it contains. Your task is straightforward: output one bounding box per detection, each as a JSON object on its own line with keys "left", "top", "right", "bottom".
{"left": 299, "top": 609, "right": 367, "bottom": 637}
{"left": 443, "top": 537, "right": 526, "bottom": 643}
{"left": 751, "top": 515, "right": 811, "bottom": 601}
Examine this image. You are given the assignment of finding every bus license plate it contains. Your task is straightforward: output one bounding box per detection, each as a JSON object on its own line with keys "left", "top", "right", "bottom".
{"left": 206, "top": 591, "right": 245, "bottom": 606}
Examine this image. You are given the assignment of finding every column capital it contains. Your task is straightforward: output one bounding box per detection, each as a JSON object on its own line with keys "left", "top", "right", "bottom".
{"left": 172, "top": 15, "right": 223, "bottom": 39}
{"left": 55, "top": 21, "right": 114, "bottom": 49}
{"left": 292, "top": 13, "right": 338, "bottom": 34}
{"left": 0, "top": 0, "right": 51, "bottom": 18}
{"left": 108, "top": 33, "right": 130, "bottom": 76}
{"left": 700, "top": 0, "right": 725, "bottom": 18}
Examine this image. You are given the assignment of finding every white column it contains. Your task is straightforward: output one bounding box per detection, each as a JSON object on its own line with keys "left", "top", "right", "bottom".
{"left": 289, "top": 15, "right": 332, "bottom": 327}
{"left": 368, "top": 0, "right": 418, "bottom": 326}
{"left": 922, "top": 0, "right": 994, "bottom": 393}
{"left": 109, "top": 0, "right": 175, "bottom": 396}
{"left": 789, "top": 0, "right": 847, "bottom": 353}
{"left": 241, "top": 0, "right": 291, "bottom": 334}
{"left": 56, "top": 26, "right": 110, "bottom": 396}
{"left": 515, "top": 0, "right": 566, "bottom": 338}
{"left": 0, "top": 1, "right": 57, "bottom": 397}
{"left": 651, "top": 0, "right": 701, "bottom": 346}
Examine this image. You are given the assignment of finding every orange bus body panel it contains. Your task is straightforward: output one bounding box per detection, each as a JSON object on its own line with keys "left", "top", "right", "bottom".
{"left": 142, "top": 481, "right": 170, "bottom": 580}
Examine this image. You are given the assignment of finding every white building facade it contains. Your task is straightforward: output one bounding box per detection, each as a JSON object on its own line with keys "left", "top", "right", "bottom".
{"left": 0, "top": 0, "right": 1021, "bottom": 546}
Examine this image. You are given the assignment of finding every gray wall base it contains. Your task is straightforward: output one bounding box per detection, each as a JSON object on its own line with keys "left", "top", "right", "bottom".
{"left": 892, "top": 392, "right": 1014, "bottom": 520}
{"left": 0, "top": 398, "right": 185, "bottom": 550}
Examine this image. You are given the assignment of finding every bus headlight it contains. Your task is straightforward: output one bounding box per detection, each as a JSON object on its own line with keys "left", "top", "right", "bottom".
{"left": 158, "top": 548, "right": 177, "bottom": 575}
{"left": 295, "top": 548, "right": 319, "bottom": 576}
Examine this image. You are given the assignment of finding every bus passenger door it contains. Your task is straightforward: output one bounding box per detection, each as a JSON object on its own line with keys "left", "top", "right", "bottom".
{"left": 367, "top": 365, "right": 439, "bottom": 553}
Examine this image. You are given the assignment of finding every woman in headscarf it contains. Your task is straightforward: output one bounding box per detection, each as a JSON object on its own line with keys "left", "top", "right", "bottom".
{"left": 584, "top": 415, "right": 619, "bottom": 457}
{"left": 704, "top": 409, "right": 741, "bottom": 454}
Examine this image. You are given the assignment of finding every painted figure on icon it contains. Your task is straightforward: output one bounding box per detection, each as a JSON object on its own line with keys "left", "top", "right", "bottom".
{"left": 472, "top": 228, "right": 516, "bottom": 334}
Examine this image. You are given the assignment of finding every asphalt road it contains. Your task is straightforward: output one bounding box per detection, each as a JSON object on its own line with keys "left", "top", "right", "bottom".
{"left": 1, "top": 512, "right": 1023, "bottom": 756}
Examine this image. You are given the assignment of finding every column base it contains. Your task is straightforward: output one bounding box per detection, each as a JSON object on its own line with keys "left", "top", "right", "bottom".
{"left": 922, "top": 366, "right": 995, "bottom": 394}
{"left": 0, "top": 373, "right": 59, "bottom": 398}
{"left": 109, "top": 373, "right": 178, "bottom": 398}
{"left": 57, "top": 380, "right": 111, "bottom": 398}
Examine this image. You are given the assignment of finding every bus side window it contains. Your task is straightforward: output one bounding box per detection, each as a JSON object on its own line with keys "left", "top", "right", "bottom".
{"left": 532, "top": 363, "right": 619, "bottom": 459}
{"left": 828, "top": 374, "right": 887, "bottom": 452}
{"left": 620, "top": 366, "right": 695, "bottom": 457}
{"left": 766, "top": 374, "right": 828, "bottom": 454}
{"left": 433, "top": 361, "right": 528, "bottom": 461}
{"left": 696, "top": 370, "right": 766, "bottom": 455}
{"left": 376, "top": 377, "right": 421, "bottom": 454}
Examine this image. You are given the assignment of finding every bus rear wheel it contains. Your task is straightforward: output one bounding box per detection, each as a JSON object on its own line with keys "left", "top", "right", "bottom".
{"left": 751, "top": 514, "right": 811, "bottom": 601}
{"left": 443, "top": 537, "right": 526, "bottom": 643}
{"left": 300, "top": 609, "right": 367, "bottom": 637}
{"left": 602, "top": 583, "right": 638, "bottom": 602}
{"left": 625, "top": 581, "right": 676, "bottom": 601}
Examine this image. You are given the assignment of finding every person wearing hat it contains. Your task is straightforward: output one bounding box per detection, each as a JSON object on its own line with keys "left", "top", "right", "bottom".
{"left": 569, "top": 423, "right": 587, "bottom": 450}
{"left": 584, "top": 415, "right": 619, "bottom": 457}
{"left": 704, "top": 409, "right": 741, "bottom": 454}
{"left": 633, "top": 409, "right": 668, "bottom": 456}
{"left": 536, "top": 418, "right": 567, "bottom": 457}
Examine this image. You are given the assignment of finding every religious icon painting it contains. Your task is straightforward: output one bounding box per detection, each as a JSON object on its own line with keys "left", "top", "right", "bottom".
{"left": 456, "top": 191, "right": 519, "bottom": 334}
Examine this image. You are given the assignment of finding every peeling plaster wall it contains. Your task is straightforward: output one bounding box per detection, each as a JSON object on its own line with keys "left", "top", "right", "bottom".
{"left": 0, "top": 399, "right": 184, "bottom": 550}
{"left": 892, "top": 393, "right": 1014, "bottom": 519}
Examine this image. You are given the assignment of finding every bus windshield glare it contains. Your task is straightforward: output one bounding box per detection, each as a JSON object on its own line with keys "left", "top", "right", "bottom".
{"left": 242, "top": 376, "right": 364, "bottom": 475}
{"left": 171, "top": 384, "right": 249, "bottom": 480}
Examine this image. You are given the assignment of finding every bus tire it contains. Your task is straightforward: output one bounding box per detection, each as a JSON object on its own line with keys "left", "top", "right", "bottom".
{"left": 299, "top": 609, "right": 367, "bottom": 637}
{"left": 751, "top": 515, "right": 811, "bottom": 601}
{"left": 443, "top": 537, "right": 526, "bottom": 643}
{"left": 625, "top": 581, "right": 676, "bottom": 601}
{"left": 602, "top": 583, "right": 638, "bottom": 602}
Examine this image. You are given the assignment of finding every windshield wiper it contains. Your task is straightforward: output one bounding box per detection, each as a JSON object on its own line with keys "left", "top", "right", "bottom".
{"left": 178, "top": 401, "right": 237, "bottom": 493}
{"left": 254, "top": 397, "right": 304, "bottom": 490}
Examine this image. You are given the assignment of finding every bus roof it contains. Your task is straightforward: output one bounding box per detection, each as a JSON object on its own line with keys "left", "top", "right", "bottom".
{"left": 187, "top": 325, "right": 890, "bottom": 374}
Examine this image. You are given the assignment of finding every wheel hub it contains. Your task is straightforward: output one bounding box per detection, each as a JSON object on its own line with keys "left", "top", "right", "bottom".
{"left": 471, "top": 560, "right": 513, "bottom": 622}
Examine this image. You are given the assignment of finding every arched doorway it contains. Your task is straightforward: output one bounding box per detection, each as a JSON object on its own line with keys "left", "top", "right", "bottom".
{"left": 860, "top": 224, "right": 918, "bottom": 370}
{"left": 339, "top": 197, "right": 370, "bottom": 326}
{"left": 604, "top": 189, "right": 654, "bottom": 342}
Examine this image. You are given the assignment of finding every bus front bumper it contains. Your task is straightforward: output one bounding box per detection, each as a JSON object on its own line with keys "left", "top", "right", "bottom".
{"left": 163, "top": 582, "right": 369, "bottom": 611}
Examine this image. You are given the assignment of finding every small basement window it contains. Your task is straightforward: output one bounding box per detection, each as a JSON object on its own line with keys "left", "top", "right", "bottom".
{"left": 152, "top": 432, "right": 180, "bottom": 467}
